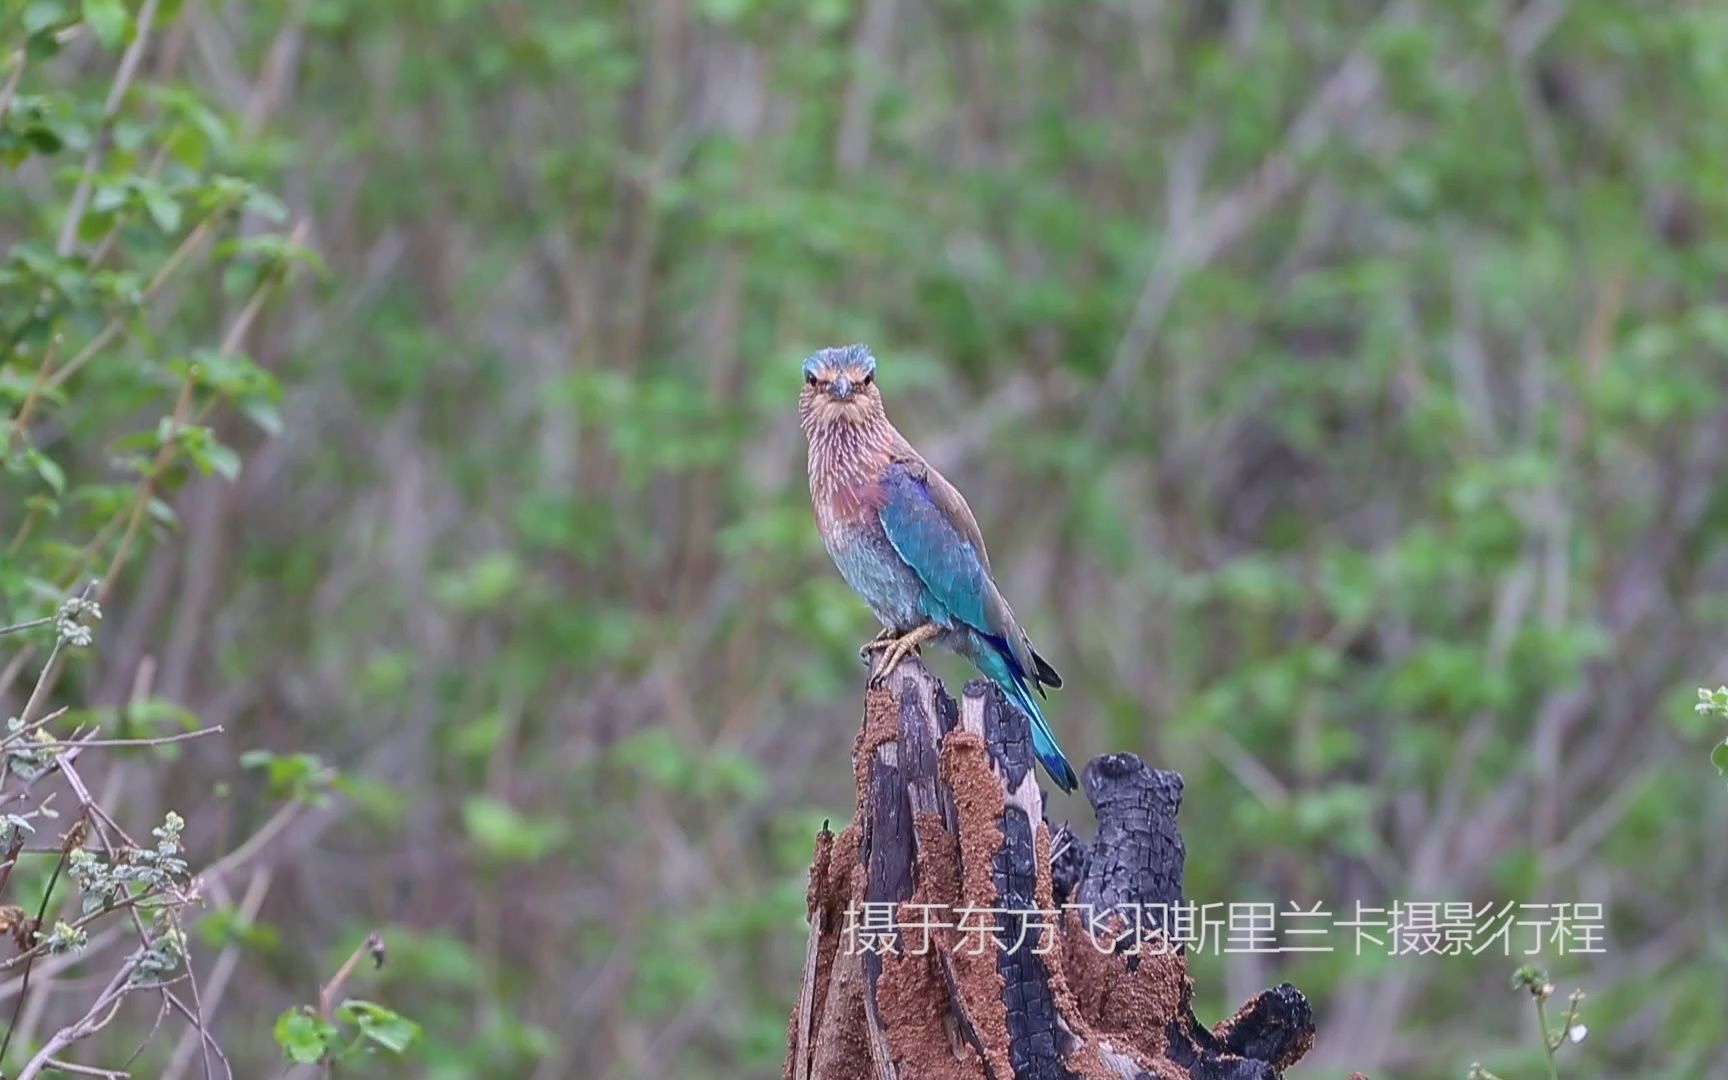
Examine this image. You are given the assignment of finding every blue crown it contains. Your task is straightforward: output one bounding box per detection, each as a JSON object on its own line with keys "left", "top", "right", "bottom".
{"left": 802, "top": 344, "right": 875, "bottom": 379}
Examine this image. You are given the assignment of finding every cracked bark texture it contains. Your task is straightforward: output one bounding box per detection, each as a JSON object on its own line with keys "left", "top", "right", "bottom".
{"left": 785, "top": 656, "right": 1333, "bottom": 1080}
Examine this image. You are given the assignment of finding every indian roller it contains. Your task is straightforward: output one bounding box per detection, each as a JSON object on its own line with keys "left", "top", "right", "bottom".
{"left": 799, "top": 344, "right": 1078, "bottom": 792}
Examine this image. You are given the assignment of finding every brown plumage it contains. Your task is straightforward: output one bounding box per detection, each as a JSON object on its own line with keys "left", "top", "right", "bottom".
{"left": 799, "top": 344, "right": 1074, "bottom": 791}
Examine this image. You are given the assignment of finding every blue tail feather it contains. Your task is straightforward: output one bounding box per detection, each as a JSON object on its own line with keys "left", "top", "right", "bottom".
{"left": 976, "top": 648, "right": 1077, "bottom": 793}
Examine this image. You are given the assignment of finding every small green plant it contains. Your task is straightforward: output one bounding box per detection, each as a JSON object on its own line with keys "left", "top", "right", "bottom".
{"left": 274, "top": 1000, "right": 421, "bottom": 1065}
{"left": 1468, "top": 967, "right": 1587, "bottom": 1080}
{"left": 273, "top": 932, "right": 421, "bottom": 1067}
{"left": 239, "top": 748, "right": 343, "bottom": 805}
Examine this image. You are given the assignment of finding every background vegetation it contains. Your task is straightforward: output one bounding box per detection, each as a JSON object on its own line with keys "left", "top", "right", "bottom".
{"left": 3, "top": 0, "right": 1727, "bottom": 1076}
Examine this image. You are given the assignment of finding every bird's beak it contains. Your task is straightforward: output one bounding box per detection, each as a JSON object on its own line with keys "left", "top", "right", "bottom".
{"left": 827, "top": 376, "right": 853, "bottom": 401}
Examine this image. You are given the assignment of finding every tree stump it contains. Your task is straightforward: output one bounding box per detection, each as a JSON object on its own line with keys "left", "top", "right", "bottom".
{"left": 784, "top": 656, "right": 1321, "bottom": 1080}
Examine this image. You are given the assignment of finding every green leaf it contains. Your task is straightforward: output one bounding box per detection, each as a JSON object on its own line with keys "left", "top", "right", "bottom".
{"left": 126, "top": 696, "right": 202, "bottom": 733}
{"left": 339, "top": 999, "right": 421, "bottom": 1054}
{"left": 23, "top": 1, "right": 71, "bottom": 35}
{"left": 91, "top": 180, "right": 130, "bottom": 214}
{"left": 24, "top": 29, "right": 63, "bottom": 59}
{"left": 240, "top": 398, "right": 283, "bottom": 436}
{"left": 273, "top": 1008, "right": 335, "bottom": 1065}
{"left": 241, "top": 750, "right": 339, "bottom": 803}
{"left": 612, "top": 726, "right": 696, "bottom": 790}
{"left": 143, "top": 186, "right": 182, "bottom": 233}
{"left": 202, "top": 441, "right": 241, "bottom": 480}
{"left": 23, "top": 126, "right": 63, "bottom": 154}
{"left": 430, "top": 551, "right": 522, "bottom": 612}
{"left": 1712, "top": 740, "right": 1728, "bottom": 779}
{"left": 244, "top": 188, "right": 290, "bottom": 223}
{"left": 461, "top": 796, "right": 566, "bottom": 863}
{"left": 197, "top": 905, "right": 281, "bottom": 952}
{"left": 82, "top": 0, "right": 130, "bottom": 48}
{"left": 25, "top": 449, "right": 64, "bottom": 495}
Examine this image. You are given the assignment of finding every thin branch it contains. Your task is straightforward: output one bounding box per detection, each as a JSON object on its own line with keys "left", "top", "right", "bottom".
{"left": 11, "top": 582, "right": 97, "bottom": 746}
{"left": 1086, "top": 0, "right": 1411, "bottom": 437}
{"left": 121, "top": 992, "right": 173, "bottom": 1073}
{"left": 96, "top": 377, "right": 192, "bottom": 609}
{"left": 42, "top": 1057, "right": 129, "bottom": 1078}
{"left": 0, "top": 812, "right": 89, "bottom": 1063}
{"left": 56, "top": 0, "right": 165, "bottom": 256}
{"left": 317, "top": 931, "right": 383, "bottom": 1020}
{"left": 196, "top": 799, "right": 302, "bottom": 888}
{"left": 3, "top": 707, "right": 85, "bottom": 751}
{"left": 24, "top": 726, "right": 225, "bottom": 752}
{"left": 16, "top": 626, "right": 69, "bottom": 732}
{"left": 0, "top": 824, "right": 29, "bottom": 899}
{"left": 0, "top": 48, "right": 25, "bottom": 125}
{"left": 42, "top": 208, "right": 233, "bottom": 396}
{"left": 161, "top": 990, "right": 234, "bottom": 1080}
{"left": 0, "top": 926, "right": 127, "bottom": 1004}
{"left": 0, "top": 872, "right": 174, "bottom": 974}
{"left": 177, "top": 931, "right": 215, "bottom": 1080}
{"left": 15, "top": 957, "right": 139, "bottom": 1080}
{"left": 161, "top": 869, "right": 270, "bottom": 1080}
{"left": 5, "top": 335, "right": 62, "bottom": 457}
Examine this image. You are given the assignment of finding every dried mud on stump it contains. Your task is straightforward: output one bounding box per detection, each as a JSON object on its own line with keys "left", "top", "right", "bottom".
{"left": 785, "top": 656, "right": 1327, "bottom": 1080}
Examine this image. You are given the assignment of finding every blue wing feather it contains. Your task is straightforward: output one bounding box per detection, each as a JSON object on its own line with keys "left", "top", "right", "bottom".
{"left": 877, "top": 462, "right": 1076, "bottom": 792}
{"left": 877, "top": 464, "right": 991, "bottom": 633}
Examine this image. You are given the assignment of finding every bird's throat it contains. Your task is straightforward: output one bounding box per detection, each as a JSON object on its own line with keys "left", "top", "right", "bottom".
{"left": 807, "top": 414, "right": 896, "bottom": 497}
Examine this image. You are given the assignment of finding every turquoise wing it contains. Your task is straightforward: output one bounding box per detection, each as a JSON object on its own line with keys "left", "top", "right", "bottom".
{"left": 876, "top": 462, "right": 994, "bottom": 634}
{"left": 876, "top": 461, "right": 1075, "bottom": 791}
{"left": 877, "top": 460, "right": 1060, "bottom": 692}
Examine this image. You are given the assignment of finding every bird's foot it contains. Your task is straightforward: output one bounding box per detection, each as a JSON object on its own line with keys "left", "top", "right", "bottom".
{"left": 867, "top": 623, "right": 940, "bottom": 688}
{"left": 858, "top": 627, "right": 897, "bottom": 664}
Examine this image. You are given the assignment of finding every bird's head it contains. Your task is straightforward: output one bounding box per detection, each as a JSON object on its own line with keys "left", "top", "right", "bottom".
{"left": 798, "top": 344, "right": 884, "bottom": 430}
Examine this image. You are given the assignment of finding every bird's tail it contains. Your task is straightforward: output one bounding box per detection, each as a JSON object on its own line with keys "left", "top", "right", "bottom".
{"left": 977, "top": 648, "right": 1078, "bottom": 793}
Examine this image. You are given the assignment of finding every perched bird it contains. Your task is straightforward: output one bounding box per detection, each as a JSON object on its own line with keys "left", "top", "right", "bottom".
{"left": 799, "top": 344, "right": 1077, "bottom": 792}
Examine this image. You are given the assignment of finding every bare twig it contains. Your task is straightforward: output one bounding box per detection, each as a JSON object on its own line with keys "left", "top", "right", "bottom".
{"left": 42, "top": 1057, "right": 130, "bottom": 1077}
{"left": 0, "top": 927, "right": 128, "bottom": 1005}
{"left": 196, "top": 799, "right": 303, "bottom": 889}
{"left": 0, "top": 49, "right": 25, "bottom": 125}
{"left": 16, "top": 584, "right": 96, "bottom": 732}
{"left": 14, "top": 956, "right": 139, "bottom": 1080}
{"left": 178, "top": 934, "right": 216, "bottom": 1080}
{"left": 23, "top": 726, "right": 226, "bottom": 752}
{"left": 0, "top": 812, "right": 90, "bottom": 1064}
{"left": 161, "top": 990, "right": 234, "bottom": 1080}
{"left": 5, "top": 334, "right": 63, "bottom": 458}
{"left": 317, "top": 931, "right": 384, "bottom": 1020}
{"left": 162, "top": 869, "right": 271, "bottom": 1080}
{"left": 0, "top": 882, "right": 178, "bottom": 974}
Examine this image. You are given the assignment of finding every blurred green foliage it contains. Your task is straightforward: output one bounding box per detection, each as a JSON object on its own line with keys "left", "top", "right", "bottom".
{"left": 5, "top": 0, "right": 1728, "bottom": 1078}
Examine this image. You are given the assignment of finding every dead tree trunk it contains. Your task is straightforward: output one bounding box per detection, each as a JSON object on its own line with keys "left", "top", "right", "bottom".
{"left": 785, "top": 656, "right": 1325, "bottom": 1080}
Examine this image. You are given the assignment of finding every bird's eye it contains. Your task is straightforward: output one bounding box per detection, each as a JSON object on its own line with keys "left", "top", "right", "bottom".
{"left": 860, "top": 372, "right": 874, "bottom": 386}
{"left": 805, "top": 371, "right": 818, "bottom": 386}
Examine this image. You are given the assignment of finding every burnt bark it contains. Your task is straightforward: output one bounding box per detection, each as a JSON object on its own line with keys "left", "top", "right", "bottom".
{"left": 785, "top": 656, "right": 1328, "bottom": 1080}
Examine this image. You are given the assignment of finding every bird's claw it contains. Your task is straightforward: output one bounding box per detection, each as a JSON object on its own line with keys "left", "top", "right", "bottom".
{"left": 866, "top": 623, "right": 940, "bottom": 688}
{"left": 858, "top": 628, "right": 897, "bottom": 664}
